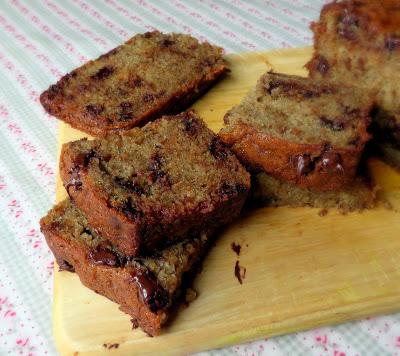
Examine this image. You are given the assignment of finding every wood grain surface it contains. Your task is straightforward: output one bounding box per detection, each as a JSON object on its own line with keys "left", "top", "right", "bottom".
{"left": 54, "top": 47, "right": 400, "bottom": 356}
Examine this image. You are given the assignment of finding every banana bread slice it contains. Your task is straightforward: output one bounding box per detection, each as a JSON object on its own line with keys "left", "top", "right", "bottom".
{"left": 40, "top": 199, "right": 211, "bottom": 337}
{"left": 40, "top": 31, "right": 228, "bottom": 136}
{"left": 60, "top": 111, "right": 250, "bottom": 256}
{"left": 219, "top": 72, "right": 373, "bottom": 191}
{"left": 306, "top": 0, "right": 400, "bottom": 168}
{"left": 252, "top": 173, "right": 376, "bottom": 212}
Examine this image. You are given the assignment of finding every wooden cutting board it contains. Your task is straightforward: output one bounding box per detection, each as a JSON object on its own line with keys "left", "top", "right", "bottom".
{"left": 54, "top": 47, "right": 400, "bottom": 356}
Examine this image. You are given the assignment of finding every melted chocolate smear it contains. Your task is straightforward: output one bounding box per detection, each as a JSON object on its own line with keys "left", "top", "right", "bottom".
{"left": 209, "top": 136, "right": 228, "bottom": 160}
{"left": 89, "top": 246, "right": 120, "bottom": 267}
{"left": 65, "top": 165, "right": 82, "bottom": 196}
{"left": 320, "top": 116, "right": 345, "bottom": 131}
{"left": 234, "top": 260, "right": 246, "bottom": 285}
{"left": 316, "top": 56, "right": 329, "bottom": 76}
{"left": 91, "top": 66, "right": 114, "bottom": 80}
{"left": 129, "top": 270, "right": 169, "bottom": 312}
{"left": 57, "top": 258, "right": 75, "bottom": 273}
{"left": 115, "top": 177, "right": 145, "bottom": 196}
{"left": 231, "top": 242, "right": 241, "bottom": 256}
{"left": 293, "top": 154, "right": 314, "bottom": 176}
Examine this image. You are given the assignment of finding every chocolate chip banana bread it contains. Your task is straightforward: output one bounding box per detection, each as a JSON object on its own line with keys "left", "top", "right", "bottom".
{"left": 306, "top": 0, "right": 400, "bottom": 168}
{"left": 60, "top": 111, "right": 250, "bottom": 256}
{"left": 40, "top": 199, "right": 210, "bottom": 336}
{"left": 219, "top": 72, "right": 373, "bottom": 191}
{"left": 40, "top": 31, "right": 228, "bottom": 136}
{"left": 252, "top": 173, "right": 376, "bottom": 212}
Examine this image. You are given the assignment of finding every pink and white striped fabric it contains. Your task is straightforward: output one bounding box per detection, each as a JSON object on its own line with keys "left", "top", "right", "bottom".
{"left": 0, "top": 1, "right": 399, "bottom": 355}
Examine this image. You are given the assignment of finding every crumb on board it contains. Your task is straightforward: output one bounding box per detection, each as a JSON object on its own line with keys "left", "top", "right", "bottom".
{"left": 318, "top": 208, "right": 328, "bottom": 217}
{"left": 103, "top": 343, "right": 119, "bottom": 350}
{"left": 231, "top": 242, "right": 241, "bottom": 256}
{"left": 234, "top": 260, "right": 246, "bottom": 284}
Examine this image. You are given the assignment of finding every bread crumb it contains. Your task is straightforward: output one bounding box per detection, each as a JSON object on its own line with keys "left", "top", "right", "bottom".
{"left": 318, "top": 208, "right": 328, "bottom": 217}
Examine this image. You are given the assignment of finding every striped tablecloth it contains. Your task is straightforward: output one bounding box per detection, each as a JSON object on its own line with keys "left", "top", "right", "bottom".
{"left": 0, "top": 1, "right": 399, "bottom": 355}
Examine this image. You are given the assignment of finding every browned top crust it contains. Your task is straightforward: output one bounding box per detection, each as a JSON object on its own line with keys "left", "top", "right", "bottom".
{"left": 316, "top": 0, "right": 400, "bottom": 50}
{"left": 219, "top": 72, "right": 373, "bottom": 191}
{"left": 40, "top": 31, "right": 228, "bottom": 136}
{"left": 60, "top": 111, "right": 250, "bottom": 256}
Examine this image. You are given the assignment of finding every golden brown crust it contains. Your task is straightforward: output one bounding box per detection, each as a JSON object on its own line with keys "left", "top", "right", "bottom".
{"left": 219, "top": 122, "right": 365, "bottom": 191}
{"left": 40, "top": 31, "right": 228, "bottom": 137}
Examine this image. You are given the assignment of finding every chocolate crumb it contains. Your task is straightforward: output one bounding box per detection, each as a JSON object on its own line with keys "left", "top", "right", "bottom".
{"left": 231, "top": 242, "right": 241, "bottom": 256}
{"left": 234, "top": 260, "right": 246, "bottom": 284}
{"left": 183, "top": 288, "right": 197, "bottom": 308}
{"left": 318, "top": 208, "right": 328, "bottom": 217}
{"left": 384, "top": 201, "right": 393, "bottom": 211}
{"left": 316, "top": 56, "right": 329, "bottom": 76}
{"left": 209, "top": 137, "right": 228, "bottom": 160}
{"left": 131, "top": 318, "right": 139, "bottom": 329}
{"left": 102, "top": 343, "right": 119, "bottom": 350}
{"left": 57, "top": 258, "right": 75, "bottom": 272}
{"left": 91, "top": 66, "right": 114, "bottom": 80}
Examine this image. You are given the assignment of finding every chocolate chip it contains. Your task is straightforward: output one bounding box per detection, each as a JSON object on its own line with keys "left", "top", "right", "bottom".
{"left": 182, "top": 114, "right": 201, "bottom": 135}
{"left": 265, "top": 80, "right": 283, "bottom": 95}
{"left": 337, "top": 9, "right": 359, "bottom": 40}
{"left": 91, "top": 66, "right": 114, "bottom": 80}
{"left": 316, "top": 56, "right": 329, "bottom": 76}
{"left": 85, "top": 104, "right": 104, "bottom": 116}
{"left": 143, "top": 93, "right": 155, "bottom": 102}
{"left": 321, "top": 152, "right": 344, "bottom": 173}
{"left": 46, "top": 84, "right": 62, "bottom": 100}
{"left": 148, "top": 153, "right": 171, "bottom": 186}
{"left": 144, "top": 32, "right": 153, "bottom": 38}
{"left": 161, "top": 38, "right": 175, "bottom": 47}
{"left": 293, "top": 154, "right": 314, "bottom": 175}
{"left": 75, "top": 149, "right": 97, "bottom": 168}
{"left": 89, "top": 246, "right": 120, "bottom": 267}
{"left": 120, "top": 102, "right": 133, "bottom": 110}
{"left": 56, "top": 258, "right": 75, "bottom": 272}
{"left": 219, "top": 182, "right": 247, "bottom": 197}
{"left": 129, "top": 269, "right": 169, "bottom": 312}
{"left": 115, "top": 177, "right": 145, "bottom": 196}
{"left": 320, "top": 116, "right": 345, "bottom": 131}
{"left": 131, "top": 78, "right": 143, "bottom": 87}
{"left": 119, "top": 112, "right": 133, "bottom": 121}
{"left": 65, "top": 165, "right": 82, "bottom": 196}
{"left": 208, "top": 137, "right": 228, "bottom": 160}
{"left": 121, "top": 197, "right": 143, "bottom": 220}
{"left": 385, "top": 35, "right": 400, "bottom": 51}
